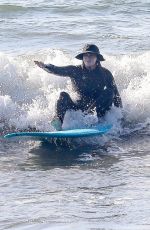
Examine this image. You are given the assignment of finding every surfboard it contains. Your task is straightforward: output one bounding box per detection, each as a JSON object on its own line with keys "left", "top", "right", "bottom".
{"left": 4, "top": 124, "right": 112, "bottom": 139}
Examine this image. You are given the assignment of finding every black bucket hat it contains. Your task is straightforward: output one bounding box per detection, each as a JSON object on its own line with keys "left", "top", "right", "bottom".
{"left": 75, "top": 44, "right": 105, "bottom": 61}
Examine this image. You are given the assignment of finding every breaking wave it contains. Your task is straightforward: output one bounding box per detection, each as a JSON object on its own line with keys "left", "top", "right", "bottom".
{"left": 0, "top": 49, "right": 150, "bottom": 138}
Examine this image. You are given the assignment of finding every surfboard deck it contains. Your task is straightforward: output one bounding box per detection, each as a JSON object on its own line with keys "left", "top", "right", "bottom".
{"left": 4, "top": 124, "right": 112, "bottom": 139}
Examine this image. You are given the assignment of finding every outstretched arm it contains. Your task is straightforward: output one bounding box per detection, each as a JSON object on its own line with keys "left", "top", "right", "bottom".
{"left": 34, "top": 61, "right": 77, "bottom": 78}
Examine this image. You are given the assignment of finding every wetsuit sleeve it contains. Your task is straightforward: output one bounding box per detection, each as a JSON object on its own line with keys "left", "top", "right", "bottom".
{"left": 105, "top": 69, "right": 123, "bottom": 108}
{"left": 43, "top": 64, "right": 78, "bottom": 78}
{"left": 112, "top": 81, "right": 123, "bottom": 108}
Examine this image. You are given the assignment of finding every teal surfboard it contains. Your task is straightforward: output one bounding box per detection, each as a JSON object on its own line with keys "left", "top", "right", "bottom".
{"left": 4, "top": 125, "right": 112, "bottom": 139}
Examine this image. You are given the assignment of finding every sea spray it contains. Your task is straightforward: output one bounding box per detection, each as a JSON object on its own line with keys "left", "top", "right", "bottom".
{"left": 0, "top": 50, "right": 150, "bottom": 135}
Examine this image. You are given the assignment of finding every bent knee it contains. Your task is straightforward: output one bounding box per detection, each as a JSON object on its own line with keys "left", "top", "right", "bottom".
{"left": 59, "top": 91, "right": 70, "bottom": 99}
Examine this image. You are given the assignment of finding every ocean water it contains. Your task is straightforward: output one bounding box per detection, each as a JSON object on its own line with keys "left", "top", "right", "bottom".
{"left": 0, "top": 0, "right": 150, "bottom": 229}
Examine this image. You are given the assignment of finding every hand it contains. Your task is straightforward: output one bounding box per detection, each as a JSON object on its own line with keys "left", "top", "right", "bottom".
{"left": 34, "top": 61, "right": 46, "bottom": 69}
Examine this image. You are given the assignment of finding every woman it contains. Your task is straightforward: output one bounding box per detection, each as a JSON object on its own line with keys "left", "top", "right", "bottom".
{"left": 35, "top": 44, "right": 122, "bottom": 130}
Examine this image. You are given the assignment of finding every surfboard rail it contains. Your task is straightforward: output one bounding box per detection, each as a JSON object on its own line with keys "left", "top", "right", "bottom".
{"left": 4, "top": 125, "right": 112, "bottom": 139}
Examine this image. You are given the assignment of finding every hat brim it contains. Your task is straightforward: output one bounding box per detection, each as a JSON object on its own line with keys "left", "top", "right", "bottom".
{"left": 75, "top": 51, "right": 105, "bottom": 61}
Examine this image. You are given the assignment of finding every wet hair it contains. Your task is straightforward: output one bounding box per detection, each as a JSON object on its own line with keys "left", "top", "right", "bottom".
{"left": 96, "top": 59, "right": 101, "bottom": 66}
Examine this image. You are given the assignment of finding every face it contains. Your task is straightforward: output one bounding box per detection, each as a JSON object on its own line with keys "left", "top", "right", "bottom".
{"left": 83, "top": 53, "right": 97, "bottom": 68}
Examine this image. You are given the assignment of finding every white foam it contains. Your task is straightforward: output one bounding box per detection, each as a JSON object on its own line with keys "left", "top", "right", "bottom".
{"left": 0, "top": 50, "right": 150, "bottom": 136}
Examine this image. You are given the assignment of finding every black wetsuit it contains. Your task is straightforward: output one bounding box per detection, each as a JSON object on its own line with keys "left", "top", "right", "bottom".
{"left": 44, "top": 63, "right": 122, "bottom": 122}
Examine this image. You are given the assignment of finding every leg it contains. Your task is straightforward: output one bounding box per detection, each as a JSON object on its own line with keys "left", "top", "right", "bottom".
{"left": 56, "top": 92, "right": 76, "bottom": 123}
